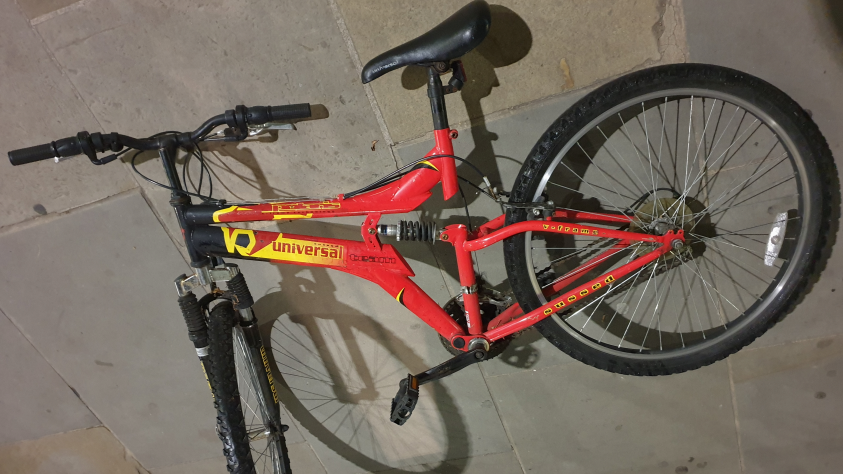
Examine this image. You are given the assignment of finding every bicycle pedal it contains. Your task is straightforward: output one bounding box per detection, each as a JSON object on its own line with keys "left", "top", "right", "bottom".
{"left": 390, "top": 374, "right": 419, "bottom": 426}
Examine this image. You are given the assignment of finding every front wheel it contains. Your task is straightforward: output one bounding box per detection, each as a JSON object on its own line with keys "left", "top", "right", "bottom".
{"left": 207, "top": 301, "right": 292, "bottom": 473}
{"left": 503, "top": 63, "right": 838, "bottom": 375}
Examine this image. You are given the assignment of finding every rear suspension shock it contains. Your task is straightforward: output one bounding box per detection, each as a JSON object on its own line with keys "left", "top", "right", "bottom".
{"left": 378, "top": 220, "right": 437, "bottom": 242}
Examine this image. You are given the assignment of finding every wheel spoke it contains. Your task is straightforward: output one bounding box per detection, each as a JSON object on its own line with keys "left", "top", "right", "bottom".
{"left": 523, "top": 87, "right": 811, "bottom": 360}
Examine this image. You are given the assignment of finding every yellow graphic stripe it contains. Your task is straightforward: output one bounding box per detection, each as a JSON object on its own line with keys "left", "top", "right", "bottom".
{"left": 272, "top": 213, "right": 314, "bottom": 220}
{"left": 260, "top": 346, "right": 279, "bottom": 403}
{"left": 200, "top": 363, "right": 214, "bottom": 399}
{"left": 396, "top": 288, "right": 405, "bottom": 305}
{"left": 213, "top": 206, "right": 253, "bottom": 223}
{"left": 413, "top": 160, "right": 439, "bottom": 171}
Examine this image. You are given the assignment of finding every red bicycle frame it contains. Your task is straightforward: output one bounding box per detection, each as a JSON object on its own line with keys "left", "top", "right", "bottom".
{"left": 186, "top": 127, "right": 684, "bottom": 351}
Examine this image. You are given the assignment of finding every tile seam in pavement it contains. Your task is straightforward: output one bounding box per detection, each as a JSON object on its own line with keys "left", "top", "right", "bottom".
{"left": 358, "top": 28, "right": 457, "bottom": 297}
{"left": 0, "top": 188, "right": 141, "bottom": 237}
{"left": 393, "top": 0, "right": 689, "bottom": 149}
{"left": 18, "top": 0, "right": 106, "bottom": 141}
{"left": 16, "top": 0, "right": 159, "bottom": 247}
{"left": 392, "top": 452, "right": 520, "bottom": 474}
{"left": 0, "top": 307, "right": 104, "bottom": 440}
{"left": 393, "top": 54, "right": 666, "bottom": 149}
{"left": 294, "top": 441, "right": 329, "bottom": 474}
{"left": 391, "top": 72, "right": 617, "bottom": 149}
{"left": 481, "top": 358, "right": 575, "bottom": 379}
{"left": 327, "top": 0, "right": 399, "bottom": 163}
{"left": 0, "top": 425, "right": 105, "bottom": 450}
{"left": 134, "top": 185, "right": 192, "bottom": 266}
{"left": 477, "top": 369, "right": 528, "bottom": 474}
{"left": 392, "top": 84, "right": 594, "bottom": 149}
{"left": 144, "top": 447, "right": 263, "bottom": 473}
{"left": 27, "top": 0, "right": 91, "bottom": 26}
{"left": 726, "top": 357, "right": 746, "bottom": 473}
{"left": 19, "top": 1, "right": 190, "bottom": 264}
{"left": 740, "top": 332, "right": 843, "bottom": 354}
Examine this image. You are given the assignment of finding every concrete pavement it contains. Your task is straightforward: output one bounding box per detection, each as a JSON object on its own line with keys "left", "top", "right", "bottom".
{"left": 1, "top": 0, "right": 841, "bottom": 473}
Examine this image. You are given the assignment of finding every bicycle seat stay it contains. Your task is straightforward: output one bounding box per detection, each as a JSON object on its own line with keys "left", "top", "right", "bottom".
{"left": 361, "top": 0, "right": 491, "bottom": 83}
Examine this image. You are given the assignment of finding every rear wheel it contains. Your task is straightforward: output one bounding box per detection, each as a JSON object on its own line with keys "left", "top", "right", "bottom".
{"left": 503, "top": 64, "right": 837, "bottom": 375}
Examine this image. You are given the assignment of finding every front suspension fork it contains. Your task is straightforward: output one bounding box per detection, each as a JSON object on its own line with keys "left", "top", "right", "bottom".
{"left": 174, "top": 264, "right": 282, "bottom": 427}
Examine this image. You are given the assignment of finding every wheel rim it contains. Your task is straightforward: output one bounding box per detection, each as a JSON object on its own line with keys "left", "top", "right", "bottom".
{"left": 525, "top": 88, "right": 813, "bottom": 359}
{"left": 234, "top": 326, "right": 283, "bottom": 473}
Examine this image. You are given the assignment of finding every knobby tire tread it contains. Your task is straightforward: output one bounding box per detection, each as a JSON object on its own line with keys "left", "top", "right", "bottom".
{"left": 208, "top": 302, "right": 256, "bottom": 473}
{"left": 503, "top": 63, "right": 839, "bottom": 376}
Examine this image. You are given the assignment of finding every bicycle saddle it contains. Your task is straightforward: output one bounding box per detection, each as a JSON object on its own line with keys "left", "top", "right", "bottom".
{"left": 360, "top": 0, "right": 491, "bottom": 84}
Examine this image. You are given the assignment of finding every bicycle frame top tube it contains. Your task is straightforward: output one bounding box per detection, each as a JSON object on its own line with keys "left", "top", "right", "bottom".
{"left": 158, "top": 64, "right": 684, "bottom": 354}
{"left": 182, "top": 128, "right": 457, "bottom": 226}
{"left": 183, "top": 70, "right": 459, "bottom": 227}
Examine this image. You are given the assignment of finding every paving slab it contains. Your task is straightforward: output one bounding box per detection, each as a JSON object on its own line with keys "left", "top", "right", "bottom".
{"left": 0, "top": 191, "right": 225, "bottom": 469}
{"left": 485, "top": 360, "right": 741, "bottom": 474}
{"left": 219, "top": 218, "right": 512, "bottom": 473}
{"left": 730, "top": 335, "right": 843, "bottom": 474}
{"left": 0, "top": 0, "right": 137, "bottom": 229}
{"left": 684, "top": 0, "right": 843, "bottom": 347}
{"left": 379, "top": 450, "right": 522, "bottom": 474}
{"left": 150, "top": 442, "right": 327, "bottom": 474}
{"left": 16, "top": 0, "right": 80, "bottom": 21}
{"left": 32, "top": 0, "right": 397, "bottom": 250}
{"left": 0, "top": 426, "right": 148, "bottom": 474}
{"left": 0, "top": 310, "right": 100, "bottom": 446}
{"left": 336, "top": 0, "right": 669, "bottom": 142}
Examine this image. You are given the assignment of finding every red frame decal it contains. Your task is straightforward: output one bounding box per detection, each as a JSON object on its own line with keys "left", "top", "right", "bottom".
{"left": 203, "top": 130, "right": 684, "bottom": 350}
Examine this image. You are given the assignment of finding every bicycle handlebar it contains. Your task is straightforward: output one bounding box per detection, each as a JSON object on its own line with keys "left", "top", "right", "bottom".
{"left": 8, "top": 103, "right": 312, "bottom": 166}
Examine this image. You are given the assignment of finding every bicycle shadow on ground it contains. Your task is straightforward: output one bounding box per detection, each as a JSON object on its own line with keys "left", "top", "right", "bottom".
{"left": 253, "top": 266, "right": 472, "bottom": 473}
{"left": 212, "top": 141, "right": 544, "bottom": 372}
{"left": 813, "top": 0, "right": 843, "bottom": 67}
{"left": 399, "top": 5, "right": 547, "bottom": 370}
{"left": 203, "top": 143, "right": 475, "bottom": 473}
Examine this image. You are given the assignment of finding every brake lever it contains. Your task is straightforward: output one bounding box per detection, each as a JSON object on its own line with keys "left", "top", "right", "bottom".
{"left": 204, "top": 127, "right": 244, "bottom": 142}
{"left": 204, "top": 122, "right": 296, "bottom": 142}
{"left": 248, "top": 122, "right": 296, "bottom": 136}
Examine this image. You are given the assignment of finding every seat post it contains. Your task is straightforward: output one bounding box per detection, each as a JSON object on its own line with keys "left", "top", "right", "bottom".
{"left": 427, "top": 67, "right": 449, "bottom": 130}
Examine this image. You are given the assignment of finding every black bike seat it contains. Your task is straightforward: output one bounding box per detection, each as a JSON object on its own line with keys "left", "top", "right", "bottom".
{"left": 360, "top": 1, "right": 491, "bottom": 84}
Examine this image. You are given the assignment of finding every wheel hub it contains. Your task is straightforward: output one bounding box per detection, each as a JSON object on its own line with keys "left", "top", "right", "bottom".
{"left": 630, "top": 196, "right": 697, "bottom": 257}
{"left": 630, "top": 197, "right": 695, "bottom": 234}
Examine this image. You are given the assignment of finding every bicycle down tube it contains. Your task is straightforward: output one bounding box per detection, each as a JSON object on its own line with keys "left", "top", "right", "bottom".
{"left": 185, "top": 208, "right": 683, "bottom": 350}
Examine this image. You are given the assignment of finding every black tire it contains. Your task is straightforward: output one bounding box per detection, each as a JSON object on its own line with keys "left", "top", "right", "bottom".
{"left": 209, "top": 301, "right": 293, "bottom": 473}
{"left": 503, "top": 63, "right": 838, "bottom": 375}
{"left": 207, "top": 302, "right": 255, "bottom": 473}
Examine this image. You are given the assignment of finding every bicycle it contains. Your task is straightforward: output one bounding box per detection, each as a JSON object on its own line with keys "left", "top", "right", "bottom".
{"left": 8, "top": 1, "right": 837, "bottom": 472}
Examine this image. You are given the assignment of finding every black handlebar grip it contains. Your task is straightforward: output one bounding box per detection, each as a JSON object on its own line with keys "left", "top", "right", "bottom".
{"left": 268, "top": 103, "right": 311, "bottom": 121}
{"left": 244, "top": 104, "right": 312, "bottom": 125}
{"left": 8, "top": 136, "right": 83, "bottom": 166}
{"left": 8, "top": 143, "right": 58, "bottom": 166}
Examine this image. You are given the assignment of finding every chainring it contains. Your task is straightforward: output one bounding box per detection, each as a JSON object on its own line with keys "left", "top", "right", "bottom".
{"left": 437, "top": 287, "right": 513, "bottom": 360}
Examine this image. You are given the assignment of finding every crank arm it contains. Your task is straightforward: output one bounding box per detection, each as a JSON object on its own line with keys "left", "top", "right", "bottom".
{"left": 390, "top": 348, "right": 487, "bottom": 425}
{"left": 415, "top": 347, "right": 487, "bottom": 386}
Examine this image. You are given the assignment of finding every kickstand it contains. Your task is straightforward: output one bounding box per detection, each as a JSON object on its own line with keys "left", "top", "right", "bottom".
{"left": 390, "top": 348, "right": 487, "bottom": 425}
